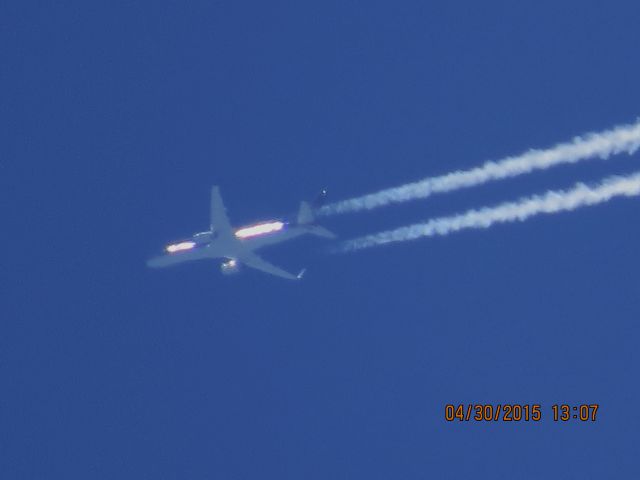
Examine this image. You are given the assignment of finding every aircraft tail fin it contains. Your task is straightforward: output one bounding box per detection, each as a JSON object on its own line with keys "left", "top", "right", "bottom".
{"left": 297, "top": 188, "right": 328, "bottom": 225}
{"left": 297, "top": 201, "right": 315, "bottom": 225}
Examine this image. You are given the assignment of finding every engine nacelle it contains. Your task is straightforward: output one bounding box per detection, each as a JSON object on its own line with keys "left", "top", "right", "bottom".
{"left": 220, "top": 259, "right": 240, "bottom": 275}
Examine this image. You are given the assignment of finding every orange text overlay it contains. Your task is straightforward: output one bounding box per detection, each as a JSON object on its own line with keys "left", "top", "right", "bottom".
{"left": 444, "top": 404, "right": 599, "bottom": 422}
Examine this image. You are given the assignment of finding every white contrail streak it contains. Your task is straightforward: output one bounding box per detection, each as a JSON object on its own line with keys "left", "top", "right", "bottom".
{"left": 338, "top": 171, "right": 640, "bottom": 252}
{"left": 319, "top": 120, "right": 640, "bottom": 216}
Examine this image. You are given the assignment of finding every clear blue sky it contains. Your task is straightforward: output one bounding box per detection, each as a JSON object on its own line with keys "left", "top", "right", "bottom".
{"left": 3, "top": 1, "right": 640, "bottom": 478}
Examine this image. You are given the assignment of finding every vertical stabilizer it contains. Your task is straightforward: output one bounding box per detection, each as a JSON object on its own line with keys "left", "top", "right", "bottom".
{"left": 297, "top": 201, "right": 314, "bottom": 225}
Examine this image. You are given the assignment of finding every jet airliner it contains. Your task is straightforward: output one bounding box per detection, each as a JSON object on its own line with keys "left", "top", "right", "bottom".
{"left": 147, "top": 186, "right": 336, "bottom": 280}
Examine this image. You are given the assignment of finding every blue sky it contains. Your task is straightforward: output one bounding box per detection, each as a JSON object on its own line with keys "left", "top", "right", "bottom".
{"left": 3, "top": 1, "right": 640, "bottom": 478}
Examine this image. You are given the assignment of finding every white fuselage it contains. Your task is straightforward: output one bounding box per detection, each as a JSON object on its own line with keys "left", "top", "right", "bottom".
{"left": 147, "top": 185, "right": 335, "bottom": 279}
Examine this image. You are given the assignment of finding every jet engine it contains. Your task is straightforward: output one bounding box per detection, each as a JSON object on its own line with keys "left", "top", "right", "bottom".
{"left": 220, "top": 259, "right": 240, "bottom": 275}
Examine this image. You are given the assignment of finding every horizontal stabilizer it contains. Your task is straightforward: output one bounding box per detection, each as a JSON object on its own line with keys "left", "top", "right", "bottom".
{"left": 308, "top": 225, "right": 337, "bottom": 239}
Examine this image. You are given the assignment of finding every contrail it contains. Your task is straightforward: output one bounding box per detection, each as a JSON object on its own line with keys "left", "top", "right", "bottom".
{"left": 337, "top": 171, "right": 640, "bottom": 252}
{"left": 319, "top": 120, "right": 640, "bottom": 216}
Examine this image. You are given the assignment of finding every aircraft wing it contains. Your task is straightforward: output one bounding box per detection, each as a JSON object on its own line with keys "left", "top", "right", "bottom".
{"left": 239, "top": 251, "right": 303, "bottom": 280}
{"left": 210, "top": 185, "right": 303, "bottom": 280}
{"left": 210, "top": 186, "right": 234, "bottom": 237}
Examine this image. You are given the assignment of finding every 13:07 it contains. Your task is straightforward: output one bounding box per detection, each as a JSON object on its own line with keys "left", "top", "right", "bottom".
{"left": 552, "top": 404, "right": 599, "bottom": 421}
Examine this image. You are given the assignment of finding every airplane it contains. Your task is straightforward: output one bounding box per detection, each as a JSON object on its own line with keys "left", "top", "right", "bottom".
{"left": 147, "top": 186, "right": 336, "bottom": 280}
